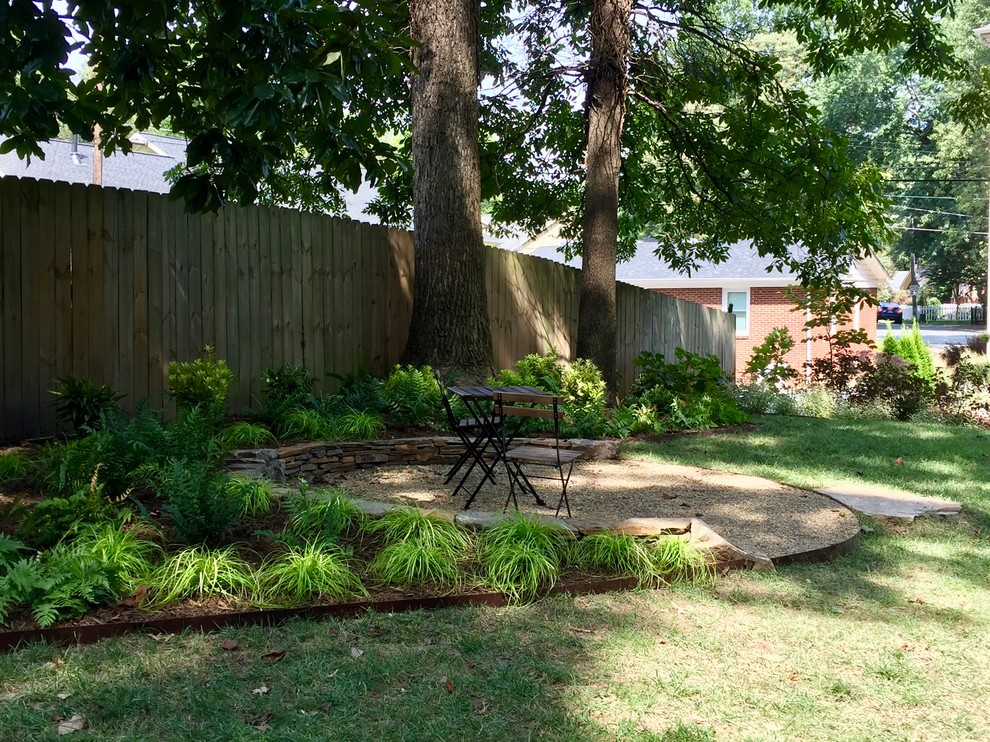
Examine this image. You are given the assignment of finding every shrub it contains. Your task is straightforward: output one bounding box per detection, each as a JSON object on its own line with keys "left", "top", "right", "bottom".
{"left": 166, "top": 346, "right": 234, "bottom": 412}
{"left": 52, "top": 376, "right": 123, "bottom": 434}
{"left": 745, "top": 328, "right": 797, "bottom": 387}
{"left": 492, "top": 350, "right": 564, "bottom": 392}
{"left": 648, "top": 536, "right": 713, "bottom": 585}
{"left": 383, "top": 364, "right": 442, "bottom": 426}
{"left": 560, "top": 359, "right": 607, "bottom": 412}
{"left": 151, "top": 459, "right": 241, "bottom": 543}
{"left": 848, "top": 354, "right": 928, "bottom": 420}
{"left": 285, "top": 489, "right": 367, "bottom": 540}
{"left": 327, "top": 369, "right": 387, "bottom": 414}
{"left": 630, "top": 349, "right": 745, "bottom": 430}
{"left": 967, "top": 333, "right": 988, "bottom": 355}
{"left": 148, "top": 546, "right": 257, "bottom": 607}
{"left": 260, "top": 364, "right": 317, "bottom": 422}
{"left": 16, "top": 470, "right": 125, "bottom": 549}
{"left": 731, "top": 384, "right": 797, "bottom": 416}
{"left": 258, "top": 542, "right": 366, "bottom": 605}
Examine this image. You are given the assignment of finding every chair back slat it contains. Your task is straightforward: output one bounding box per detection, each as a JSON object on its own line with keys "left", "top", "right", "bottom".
{"left": 501, "top": 406, "right": 565, "bottom": 420}
{"left": 496, "top": 391, "right": 557, "bottom": 404}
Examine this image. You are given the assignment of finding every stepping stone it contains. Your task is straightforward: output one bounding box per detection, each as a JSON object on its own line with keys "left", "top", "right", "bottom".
{"left": 815, "top": 484, "right": 962, "bottom": 521}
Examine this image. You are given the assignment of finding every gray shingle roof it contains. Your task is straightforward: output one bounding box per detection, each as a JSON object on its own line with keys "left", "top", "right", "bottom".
{"left": 525, "top": 239, "right": 803, "bottom": 283}
{"left": 0, "top": 132, "right": 186, "bottom": 194}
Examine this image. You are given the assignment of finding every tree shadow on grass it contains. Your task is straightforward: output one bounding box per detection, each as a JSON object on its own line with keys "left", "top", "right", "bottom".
{"left": 714, "top": 519, "right": 990, "bottom": 629}
{"left": 0, "top": 597, "right": 700, "bottom": 741}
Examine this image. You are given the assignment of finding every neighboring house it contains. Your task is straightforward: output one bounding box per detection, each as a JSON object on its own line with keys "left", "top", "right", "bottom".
{"left": 0, "top": 132, "right": 187, "bottom": 193}
{"left": 519, "top": 237, "right": 888, "bottom": 378}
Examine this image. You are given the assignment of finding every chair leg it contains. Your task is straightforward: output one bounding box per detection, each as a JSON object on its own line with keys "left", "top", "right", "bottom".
{"left": 554, "top": 461, "right": 576, "bottom": 518}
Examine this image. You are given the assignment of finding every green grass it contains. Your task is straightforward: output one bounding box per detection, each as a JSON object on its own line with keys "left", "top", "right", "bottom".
{"left": 148, "top": 546, "right": 258, "bottom": 607}
{"left": 286, "top": 489, "right": 367, "bottom": 540}
{"left": 2, "top": 414, "right": 989, "bottom": 739}
{"left": 0, "top": 452, "right": 29, "bottom": 483}
{"left": 369, "top": 540, "right": 464, "bottom": 588}
{"left": 479, "top": 513, "right": 572, "bottom": 602}
{"left": 227, "top": 476, "right": 277, "bottom": 518}
{"left": 363, "top": 507, "right": 472, "bottom": 557}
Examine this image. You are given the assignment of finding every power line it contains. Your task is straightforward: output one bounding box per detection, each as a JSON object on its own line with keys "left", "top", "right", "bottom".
{"left": 890, "top": 204, "right": 978, "bottom": 219}
{"left": 888, "top": 178, "right": 989, "bottom": 183}
{"left": 890, "top": 225, "right": 988, "bottom": 236}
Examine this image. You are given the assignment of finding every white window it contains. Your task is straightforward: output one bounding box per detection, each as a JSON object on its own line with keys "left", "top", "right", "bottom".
{"left": 723, "top": 289, "right": 749, "bottom": 336}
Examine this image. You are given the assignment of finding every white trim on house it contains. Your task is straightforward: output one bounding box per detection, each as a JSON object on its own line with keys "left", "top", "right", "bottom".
{"left": 722, "top": 287, "right": 750, "bottom": 337}
{"left": 633, "top": 277, "right": 792, "bottom": 290}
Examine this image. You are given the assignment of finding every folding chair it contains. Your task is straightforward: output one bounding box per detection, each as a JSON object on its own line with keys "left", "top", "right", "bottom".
{"left": 494, "top": 391, "right": 584, "bottom": 517}
{"left": 438, "top": 379, "right": 501, "bottom": 509}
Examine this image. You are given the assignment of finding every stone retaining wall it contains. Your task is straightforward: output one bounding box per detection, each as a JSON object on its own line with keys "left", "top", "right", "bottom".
{"left": 227, "top": 436, "right": 619, "bottom": 483}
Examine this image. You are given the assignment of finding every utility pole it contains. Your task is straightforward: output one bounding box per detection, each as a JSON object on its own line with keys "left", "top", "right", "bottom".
{"left": 972, "top": 25, "right": 990, "bottom": 331}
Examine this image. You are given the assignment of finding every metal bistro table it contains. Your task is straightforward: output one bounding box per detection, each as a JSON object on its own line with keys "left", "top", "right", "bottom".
{"left": 445, "top": 384, "right": 554, "bottom": 509}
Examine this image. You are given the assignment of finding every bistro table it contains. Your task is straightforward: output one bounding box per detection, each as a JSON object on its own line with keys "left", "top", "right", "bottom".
{"left": 445, "top": 385, "right": 555, "bottom": 509}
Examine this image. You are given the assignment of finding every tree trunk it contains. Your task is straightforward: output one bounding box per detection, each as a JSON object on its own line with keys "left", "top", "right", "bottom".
{"left": 576, "top": 0, "right": 632, "bottom": 396}
{"left": 402, "top": 0, "right": 493, "bottom": 378}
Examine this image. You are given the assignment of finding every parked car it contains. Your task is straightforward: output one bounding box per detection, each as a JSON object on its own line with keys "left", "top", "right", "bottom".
{"left": 877, "top": 302, "right": 903, "bottom": 324}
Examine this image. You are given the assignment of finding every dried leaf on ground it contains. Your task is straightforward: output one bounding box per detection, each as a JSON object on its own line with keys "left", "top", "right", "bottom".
{"left": 350, "top": 647, "right": 363, "bottom": 658}
{"left": 439, "top": 676, "right": 454, "bottom": 693}
{"left": 261, "top": 650, "right": 285, "bottom": 663}
{"left": 893, "top": 457, "right": 904, "bottom": 465}
{"left": 252, "top": 685, "right": 270, "bottom": 696}
{"left": 221, "top": 640, "right": 239, "bottom": 651}
{"left": 56, "top": 714, "right": 86, "bottom": 735}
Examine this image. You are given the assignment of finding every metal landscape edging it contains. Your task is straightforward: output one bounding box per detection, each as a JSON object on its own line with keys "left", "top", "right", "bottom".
{"left": 0, "top": 576, "right": 641, "bottom": 653}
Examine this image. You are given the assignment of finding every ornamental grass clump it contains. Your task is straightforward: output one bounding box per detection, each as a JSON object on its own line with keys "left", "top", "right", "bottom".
{"left": 258, "top": 542, "right": 366, "bottom": 605}
{"left": 286, "top": 489, "right": 367, "bottom": 540}
{"left": 648, "top": 536, "right": 714, "bottom": 586}
{"left": 568, "top": 532, "right": 659, "bottom": 586}
{"left": 478, "top": 513, "right": 572, "bottom": 603}
{"left": 73, "top": 522, "right": 162, "bottom": 593}
{"left": 362, "top": 507, "right": 472, "bottom": 557}
{"left": 148, "top": 546, "right": 257, "bottom": 607}
{"left": 365, "top": 508, "right": 473, "bottom": 589}
{"left": 369, "top": 540, "right": 463, "bottom": 588}
{"left": 228, "top": 476, "right": 277, "bottom": 518}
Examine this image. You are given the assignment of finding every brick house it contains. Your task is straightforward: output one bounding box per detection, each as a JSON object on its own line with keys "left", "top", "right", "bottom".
{"left": 521, "top": 239, "right": 888, "bottom": 378}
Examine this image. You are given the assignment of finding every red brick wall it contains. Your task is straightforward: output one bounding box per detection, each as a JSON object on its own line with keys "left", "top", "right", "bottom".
{"left": 653, "top": 286, "right": 879, "bottom": 379}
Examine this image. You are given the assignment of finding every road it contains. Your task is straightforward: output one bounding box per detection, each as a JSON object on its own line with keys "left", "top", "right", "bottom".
{"left": 876, "top": 324, "right": 985, "bottom": 350}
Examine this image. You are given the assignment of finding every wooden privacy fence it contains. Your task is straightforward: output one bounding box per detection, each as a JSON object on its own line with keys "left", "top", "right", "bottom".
{"left": 0, "top": 177, "right": 734, "bottom": 439}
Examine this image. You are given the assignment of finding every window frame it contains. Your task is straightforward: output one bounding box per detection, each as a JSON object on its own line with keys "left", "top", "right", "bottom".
{"left": 722, "top": 287, "right": 750, "bottom": 337}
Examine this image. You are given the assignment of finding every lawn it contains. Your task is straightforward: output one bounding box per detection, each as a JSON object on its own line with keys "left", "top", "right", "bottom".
{"left": 2, "top": 415, "right": 989, "bottom": 741}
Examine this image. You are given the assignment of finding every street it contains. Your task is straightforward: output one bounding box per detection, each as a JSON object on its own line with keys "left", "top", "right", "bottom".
{"left": 876, "top": 323, "right": 985, "bottom": 350}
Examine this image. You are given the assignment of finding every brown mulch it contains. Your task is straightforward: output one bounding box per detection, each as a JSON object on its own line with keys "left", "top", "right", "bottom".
{"left": 322, "top": 459, "right": 861, "bottom": 560}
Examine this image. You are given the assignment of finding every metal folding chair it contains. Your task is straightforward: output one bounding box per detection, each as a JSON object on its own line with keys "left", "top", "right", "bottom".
{"left": 494, "top": 391, "right": 584, "bottom": 517}
{"left": 438, "top": 380, "right": 501, "bottom": 508}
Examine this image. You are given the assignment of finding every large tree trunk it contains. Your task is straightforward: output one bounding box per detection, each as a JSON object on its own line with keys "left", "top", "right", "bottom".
{"left": 402, "top": 0, "right": 493, "bottom": 377}
{"left": 576, "top": 0, "right": 632, "bottom": 396}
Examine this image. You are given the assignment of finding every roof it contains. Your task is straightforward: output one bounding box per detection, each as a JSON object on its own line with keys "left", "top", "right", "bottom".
{"left": 522, "top": 238, "right": 888, "bottom": 289}
{"left": 0, "top": 132, "right": 186, "bottom": 194}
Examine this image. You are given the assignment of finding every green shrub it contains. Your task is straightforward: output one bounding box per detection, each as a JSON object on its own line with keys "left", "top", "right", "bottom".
{"left": 369, "top": 540, "right": 463, "bottom": 588}
{"left": 731, "top": 384, "right": 797, "bottom": 416}
{"left": 382, "top": 364, "right": 442, "bottom": 426}
{"left": 791, "top": 386, "right": 839, "bottom": 418}
{"left": 148, "top": 546, "right": 257, "bottom": 607}
{"left": 258, "top": 542, "right": 366, "bottom": 605}
{"left": 648, "top": 536, "right": 713, "bottom": 585}
{"left": 327, "top": 369, "right": 387, "bottom": 414}
{"left": 492, "top": 350, "right": 564, "bottom": 393}
{"left": 849, "top": 355, "right": 928, "bottom": 420}
{"left": 52, "top": 376, "right": 123, "bottom": 434}
{"left": 478, "top": 513, "right": 570, "bottom": 602}
{"left": 0, "top": 535, "right": 151, "bottom": 627}
{"left": 560, "top": 359, "right": 607, "bottom": 412}
{"left": 745, "top": 327, "right": 797, "bottom": 387}
{"left": 285, "top": 489, "right": 367, "bottom": 540}
{"left": 166, "top": 346, "right": 234, "bottom": 412}
{"left": 16, "top": 472, "right": 125, "bottom": 549}
{"left": 261, "top": 363, "right": 317, "bottom": 419}
{"left": 630, "top": 349, "right": 745, "bottom": 430}
{"left": 151, "top": 459, "right": 241, "bottom": 543}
